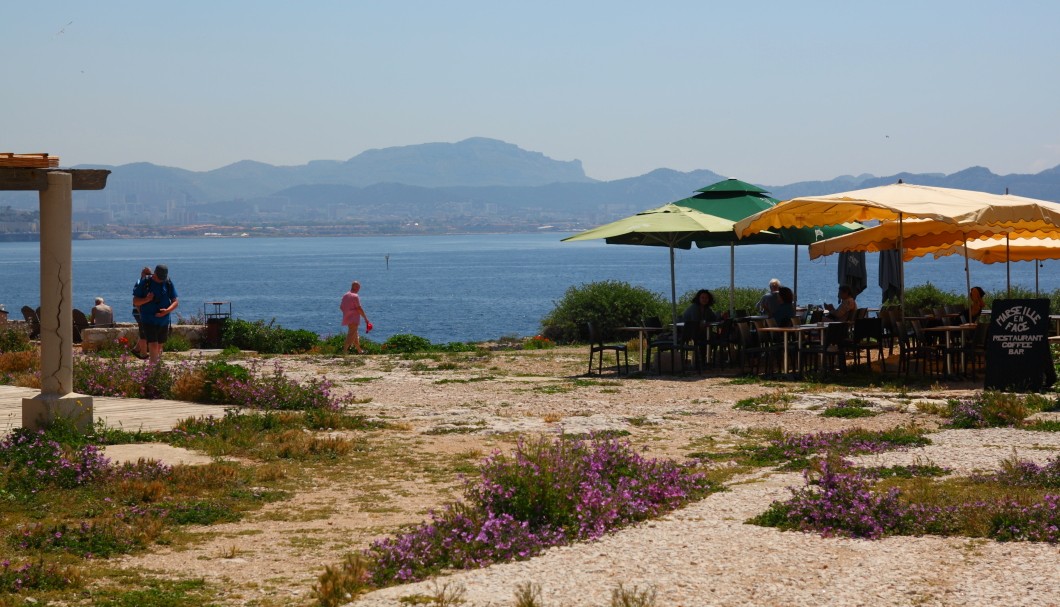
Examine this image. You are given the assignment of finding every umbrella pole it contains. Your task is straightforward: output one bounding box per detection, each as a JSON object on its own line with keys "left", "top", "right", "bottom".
{"left": 898, "top": 214, "right": 905, "bottom": 320}
{"left": 793, "top": 244, "right": 799, "bottom": 307}
{"left": 1006, "top": 234, "right": 1011, "bottom": 297}
{"left": 1036, "top": 262, "right": 1040, "bottom": 296}
{"left": 964, "top": 238, "right": 971, "bottom": 309}
{"left": 729, "top": 243, "right": 735, "bottom": 317}
{"left": 669, "top": 244, "right": 679, "bottom": 350}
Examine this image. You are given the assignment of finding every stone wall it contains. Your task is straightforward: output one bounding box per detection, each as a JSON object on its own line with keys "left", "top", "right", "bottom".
{"left": 81, "top": 324, "right": 206, "bottom": 351}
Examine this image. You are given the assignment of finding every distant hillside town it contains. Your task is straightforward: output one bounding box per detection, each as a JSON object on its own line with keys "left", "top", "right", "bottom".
{"left": 3, "top": 138, "right": 1059, "bottom": 239}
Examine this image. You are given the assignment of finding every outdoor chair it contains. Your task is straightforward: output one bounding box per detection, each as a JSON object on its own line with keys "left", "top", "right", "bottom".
{"left": 735, "top": 321, "right": 771, "bottom": 375}
{"left": 72, "top": 308, "right": 90, "bottom": 344}
{"left": 641, "top": 316, "right": 679, "bottom": 372}
{"left": 801, "top": 322, "right": 852, "bottom": 375}
{"left": 850, "top": 317, "right": 885, "bottom": 372}
{"left": 585, "top": 322, "right": 630, "bottom": 376}
{"left": 21, "top": 305, "right": 40, "bottom": 340}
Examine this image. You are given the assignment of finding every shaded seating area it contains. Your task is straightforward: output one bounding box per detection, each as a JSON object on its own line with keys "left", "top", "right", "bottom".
{"left": 586, "top": 322, "right": 630, "bottom": 376}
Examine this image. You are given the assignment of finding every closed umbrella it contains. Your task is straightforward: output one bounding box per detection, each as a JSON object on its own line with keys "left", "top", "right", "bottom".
{"left": 879, "top": 249, "right": 902, "bottom": 304}
{"left": 838, "top": 251, "right": 868, "bottom": 297}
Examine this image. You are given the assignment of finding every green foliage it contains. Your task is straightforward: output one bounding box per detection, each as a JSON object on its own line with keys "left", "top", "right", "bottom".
{"left": 946, "top": 391, "right": 1051, "bottom": 429}
{"left": 540, "top": 280, "right": 671, "bottom": 343}
{"left": 899, "top": 282, "right": 968, "bottom": 313}
{"left": 199, "top": 359, "right": 251, "bottom": 403}
{"left": 221, "top": 318, "right": 321, "bottom": 354}
{"left": 686, "top": 286, "right": 763, "bottom": 316}
{"left": 0, "top": 326, "right": 32, "bottom": 353}
{"left": 163, "top": 332, "right": 192, "bottom": 352}
{"left": 382, "top": 334, "right": 432, "bottom": 354}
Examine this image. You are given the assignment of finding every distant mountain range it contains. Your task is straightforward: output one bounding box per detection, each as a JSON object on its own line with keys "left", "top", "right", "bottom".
{"left": 3, "top": 137, "right": 1060, "bottom": 224}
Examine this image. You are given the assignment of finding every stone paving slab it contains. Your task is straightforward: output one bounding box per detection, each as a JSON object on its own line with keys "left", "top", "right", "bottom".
{"left": 0, "top": 385, "right": 228, "bottom": 434}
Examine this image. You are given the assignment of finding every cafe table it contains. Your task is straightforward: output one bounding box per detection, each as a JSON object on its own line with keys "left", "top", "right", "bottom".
{"left": 755, "top": 326, "right": 801, "bottom": 375}
{"left": 922, "top": 323, "right": 979, "bottom": 377}
{"left": 618, "top": 326, "right": 666, "bottom": 372}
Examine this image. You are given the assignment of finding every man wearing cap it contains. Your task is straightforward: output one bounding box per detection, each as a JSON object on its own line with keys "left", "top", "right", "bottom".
{"left": 132, "top": 264, "right": 179, "bottom": 364}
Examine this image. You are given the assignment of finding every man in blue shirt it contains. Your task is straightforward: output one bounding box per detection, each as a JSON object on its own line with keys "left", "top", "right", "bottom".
{"left": 132, "top": 264, "right": 179, "bottom": 364}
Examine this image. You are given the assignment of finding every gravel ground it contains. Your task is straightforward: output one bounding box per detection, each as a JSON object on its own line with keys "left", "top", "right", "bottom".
{"left": 352, "top": 428, "right": 1060, "bottom": 607}
{"left": 108, "top": 347, "right": 1060, "bottom": 606}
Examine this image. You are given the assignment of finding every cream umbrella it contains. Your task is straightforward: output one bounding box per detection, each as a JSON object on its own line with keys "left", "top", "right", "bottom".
{"left": 735, "top": 182, "right": 1060, "bottom": 315}
{"left": 924, "top": 236, "right": 1060, "bottom": 296}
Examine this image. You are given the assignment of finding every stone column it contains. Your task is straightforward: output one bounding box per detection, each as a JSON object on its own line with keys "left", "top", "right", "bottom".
{"left": 22, "top": 171, "right": 94, "bottom": 432}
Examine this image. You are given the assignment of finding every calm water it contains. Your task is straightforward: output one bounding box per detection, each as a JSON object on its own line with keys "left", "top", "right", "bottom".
{"left": 0, "top": 234, "right": 1056, "bottom": 343}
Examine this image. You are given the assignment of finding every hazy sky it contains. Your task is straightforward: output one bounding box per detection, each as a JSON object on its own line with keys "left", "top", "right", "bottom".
{"left": 5, "top": 1, "right": 1059, "bottom": 185}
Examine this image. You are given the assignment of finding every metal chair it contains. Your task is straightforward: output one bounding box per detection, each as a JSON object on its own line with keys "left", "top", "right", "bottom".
{"left": 585, "top": 322, "right": 630, "bottom": 376}
{"left": 851, "top": 317, "right": 885, "bottom": 372}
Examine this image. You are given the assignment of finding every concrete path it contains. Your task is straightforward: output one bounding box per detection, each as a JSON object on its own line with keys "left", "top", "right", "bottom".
{"left": 0, "top": 385, "right": 228, "bottom": 434}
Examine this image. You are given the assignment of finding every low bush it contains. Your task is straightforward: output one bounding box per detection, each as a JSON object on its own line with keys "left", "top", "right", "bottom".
{"left": 221, "top": 318, "right": 321, "bottom": 354}
{"left": 946, "top": 391, "right": 1055, "bottom": 429}
{"left": 752, "top": 454, "right": 1060, "bottom": 544}
{"left": 363, "top": 434, "right": 718, "bottom": 585}
{"left": 540, "top": 280, "right": 671, "bottom": 343}
{"left": 0, "top": 326, "right": 33, "bottom": 353}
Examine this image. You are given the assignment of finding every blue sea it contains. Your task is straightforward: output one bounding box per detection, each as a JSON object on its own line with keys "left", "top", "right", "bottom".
{"left": 0, "top": 234, "right": 1056, "bottom": 344}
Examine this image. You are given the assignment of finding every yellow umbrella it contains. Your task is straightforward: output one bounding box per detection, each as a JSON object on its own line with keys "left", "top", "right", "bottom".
{"left": 925, "top": 236, "right": 1060, "bottom": 295}
{"left": 735, "top": 182, "right": 1060, "bottom": 314}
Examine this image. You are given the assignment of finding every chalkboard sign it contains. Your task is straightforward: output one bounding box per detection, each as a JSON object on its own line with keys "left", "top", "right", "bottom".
{"left": 984, "top": 298, "right": 1057, "bottom": 391}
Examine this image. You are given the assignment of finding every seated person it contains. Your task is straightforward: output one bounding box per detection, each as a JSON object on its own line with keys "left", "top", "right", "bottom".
{"left": 89, "top": 297, "right": 114, "bottom": 326}
{"left": 969, "top": 286, "right": 986, "bottom": 321}
{"left": 773, "top": 287, "right": 796, "bottom": 327}
{"left": 824, "top": 285, "right": 857, "bottom": 322}
{"left": 757, "top": 278, "right": 782, "bottom": 316}
{"left": 682, "top": 289, "right": 717, "bottom": 365}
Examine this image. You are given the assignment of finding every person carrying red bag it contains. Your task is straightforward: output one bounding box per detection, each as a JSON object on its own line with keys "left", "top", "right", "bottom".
{"left": 339, "top": 280, "right": 371, "bottom": 354}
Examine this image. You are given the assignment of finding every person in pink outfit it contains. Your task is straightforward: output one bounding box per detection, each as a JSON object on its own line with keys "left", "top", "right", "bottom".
{"left": 340, "top": 281, "right": 370, "bottom": 354}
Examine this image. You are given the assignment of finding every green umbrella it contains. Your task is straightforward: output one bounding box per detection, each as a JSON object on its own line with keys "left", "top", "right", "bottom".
{"left": 674, "top": 179, "right": 860, "bottom": 312}
{"left": 563, "top": 204, "right": 740, "bottom": 350}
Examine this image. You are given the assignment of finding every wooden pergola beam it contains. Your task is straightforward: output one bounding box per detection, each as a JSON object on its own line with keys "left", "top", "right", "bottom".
{"left": 0, "top": 168, "right": 110, "bottom": 191}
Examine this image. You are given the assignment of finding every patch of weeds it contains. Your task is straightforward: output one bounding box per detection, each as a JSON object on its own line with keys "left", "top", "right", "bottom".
{"left": 625, "top": 416, "right": 657, "bottom": 427}
{"left": 733, "top": 390, "right": 793, "bottom": 413}
{"left": 434, "top": 376, "right": 495, "bottom": 385}
{"left": 611, "top": 583, "right": 658, "bottom": 607}
{"left": 513, "top": 582, "right": 543, "bottom": 607}
{"left": 348, "top": 376, "right": 382, "bottom": 383}
{"left": 81, "top": 576, "right": 216, "bottom": 606}
{"left": 947, "top": 391, "right": 1053, "bottom": 429}
{"left": 914, "top": 401, "right": 949, "bottom": 415}
{"left": 1022, "top": 420, "right": 1060, "bottom": 432}
{"left": 861, "top": 462, "right": 950, "bottom": 479}
{"left": 727, "top": 375, "right": 763, "bottom": 385}
{"left": 423, "top": 420, "right": 488, "bottom": 435}
{"left": 533, "top": 384, "right": 573, "bottom": 394}
{"left": 561, "top": 429, "right": 631, "bottom": 440}
{"left": 752, "top": 454, "right": 1060, "bottom": 543}
{"left": 821, "top": 398, "right": 879, "bottom": 418}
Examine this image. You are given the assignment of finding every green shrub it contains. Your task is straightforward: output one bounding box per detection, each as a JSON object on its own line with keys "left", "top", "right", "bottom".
{"left": 221, "top": 319, "right": 322, "bottom": 354}
{"left": 164, "top": 333, "right": 192, "bottom": 352}
{"left": 199, "top": 360, "right": 251, "bottom": 403}
{"left": 0, "top": 326, "right": 32, "bottom": 353}
{"left": 899, "top": 282, "right": 967, "bottom": 313}
{"left": 540, "top": 280, "right": 670, "bottom": 343}
{"left": 382, "top": 334, "right": 432, "bottom": 354}
{"left": 697, "top": 286, "right": 765, "bottom": 316}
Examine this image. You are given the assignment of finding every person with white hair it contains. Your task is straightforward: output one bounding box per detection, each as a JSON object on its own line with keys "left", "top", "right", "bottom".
{"left": 89, "top": 296, "right": 114, "bottom": 326}
{"left": 756, "top": 278, "right": 782, "bottom": 316}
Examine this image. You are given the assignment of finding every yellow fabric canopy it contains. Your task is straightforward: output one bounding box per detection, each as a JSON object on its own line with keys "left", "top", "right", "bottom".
{"left": 735, "top": 183, "right": 1060, "bottom": 237}
{"left": 927, "top": 237, "right": 1060, "bottom": 264}
{"left": 808, "top": 218, "right": 1060, "bottom": 261}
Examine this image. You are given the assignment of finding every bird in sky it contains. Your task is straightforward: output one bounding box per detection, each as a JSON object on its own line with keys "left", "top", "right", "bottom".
{"left": 56, "top": 20, "right": 73, "bottom": 36}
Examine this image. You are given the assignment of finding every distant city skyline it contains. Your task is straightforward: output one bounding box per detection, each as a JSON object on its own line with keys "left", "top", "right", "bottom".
{"left": 5, "top": 1, "right": 1059, "bottom": 185}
